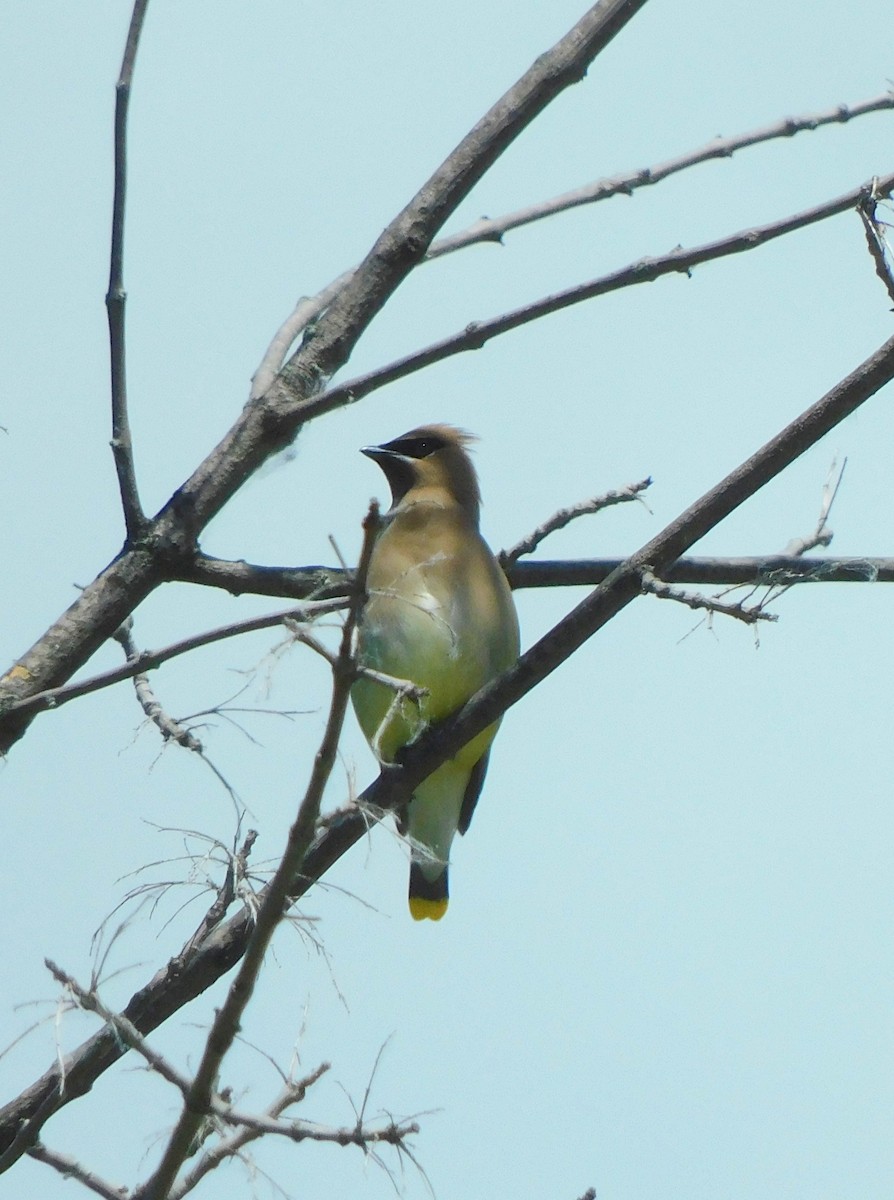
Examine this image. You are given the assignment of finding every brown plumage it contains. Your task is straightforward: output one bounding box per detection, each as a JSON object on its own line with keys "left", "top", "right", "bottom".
{"left": 351, "top": 424, "right": 519, "bottom": 920}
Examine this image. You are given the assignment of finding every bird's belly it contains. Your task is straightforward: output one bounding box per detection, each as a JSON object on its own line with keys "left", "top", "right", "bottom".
{"left": 352, "top": 582, "right": 499, "bottom": 763}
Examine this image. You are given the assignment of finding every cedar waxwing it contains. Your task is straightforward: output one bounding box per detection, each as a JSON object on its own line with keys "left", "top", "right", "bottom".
{"left": 352, "top": 425, "right": 520, "bottom": 921}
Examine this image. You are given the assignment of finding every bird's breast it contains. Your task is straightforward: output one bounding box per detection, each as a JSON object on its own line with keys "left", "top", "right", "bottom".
{"left": 352, "top": 524, "right": 518, "bottom": 761}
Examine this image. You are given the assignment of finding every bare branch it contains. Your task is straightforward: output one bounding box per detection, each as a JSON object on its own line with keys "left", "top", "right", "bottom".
{"left": 251, "top": 270, "right": 355, "bottom": 401}
{"left": 500, "top": 478, "right": 652, "bottom": 566}
{"left": 784, "top": 457, "right": 846, "bottom": 556}
{"left": 642, "top": 459, "right": 850, "bottom": 625}
{"left": 168, "top": 1067, "right": 330, "bottom": 1199}
{"left": 180, "top": 830, "right": 258, "bottom": 959}
{"left": 254, "top": 91, "right": 894, "bottom": 383}
{"left": 177, "top": 556, "right": 348, "bottom": 600}
{"left": 305, "top": 172, "right": 894, "bottom": 419}
{"left": 168, "top": 551, "right": 894, "bottom": 601}
{"left": 135, "top": 504, "right": 381, "bottom": 1200}
{"left": 4, "top": 598, "right": 347, "bottom": 722}
{"left": 28, "top": 1142, "right": 127, "bottom": 1200}
{"left": 107, "top": 0, "right": 150, "bottom": 542}
{"left": 508, "top": 554, "right": 889, "bottom": 588}
{"left": 0, "top": 0, "right": 651, "bottom": 756}
{"left": 44, "top": 961, "right": 390, "bottom": 1199}
{"left": 4, "top": 336, "right": 891, "bottom": 1171}
{"left": 639, "top": 570, "right": 778, "bottom": 625}
{"left": 45, "top": 960, "right": 198, "bottom": 1101}
{"left": 112, "top": 617, "right": 202, "bottom": 751}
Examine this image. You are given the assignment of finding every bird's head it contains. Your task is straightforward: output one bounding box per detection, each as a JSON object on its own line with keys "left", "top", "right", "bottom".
{"left": 361, "top": 424, "right": 481, "bottom": 523}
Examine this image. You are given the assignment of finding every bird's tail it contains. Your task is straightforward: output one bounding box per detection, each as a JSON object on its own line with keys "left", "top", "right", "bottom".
{"left": 408, "top": 863, "right": 449, "bottom": 921}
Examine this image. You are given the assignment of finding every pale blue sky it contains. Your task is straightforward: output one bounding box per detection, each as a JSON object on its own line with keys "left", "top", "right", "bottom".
{"left": 3, "top": 4, "right": 894, "bottom": 1199}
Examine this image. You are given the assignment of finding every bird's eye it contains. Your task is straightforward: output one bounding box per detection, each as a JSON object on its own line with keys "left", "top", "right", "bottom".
{"left": 387, "top": 435, "right": 446, "bottom": 459}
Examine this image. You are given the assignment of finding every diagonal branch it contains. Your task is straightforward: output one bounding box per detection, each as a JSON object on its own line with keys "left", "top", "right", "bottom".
{"left": 500, "top": 478, "right": 652, "bottom": 566}
{"left": 3, "top": 598, "right": 347, "bottom": 723}
{"left": 27, "top": 1143, "right": 126, "bottom": 1200}
{"left": 252, "top": 90, "right": 894, "bottom": 392}
{"left": 107, "top": 0, "right": 150, "bottom": 541}
{"left": 428, "top": 92, "right": 894, "bottom": 258}
{"left": 132, "top": 503, "right": 379, "bottom": 1200}
{"left": 3, "top": 332, "right": 893, "bottom": 1173}
{"left": 638, "top": 570, "right": 778, "bottom": 626}
{"left": 302, "top": 171, "right": 894, "bottom": 418}
{"left": 0, "top": 0, "right": 651, "bottom": 756}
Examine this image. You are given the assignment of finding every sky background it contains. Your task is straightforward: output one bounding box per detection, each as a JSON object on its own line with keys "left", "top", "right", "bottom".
{"left": 3, "top": 3, "right": 894, "bottom": 1199}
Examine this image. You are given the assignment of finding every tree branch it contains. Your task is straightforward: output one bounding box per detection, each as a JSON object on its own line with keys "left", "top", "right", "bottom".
{"left": 27, "top": 1143, "right": 127, "bottom": 1200}
{"left": 639, "top": 570, "right": 777, "bottom": 625}
{"left": 112, "top": 617, "right": 202, "bottom": 750}
{"left": 510, "top": 555, "right": 892, "bottom": 587}
{"left": 500, "top": 478, "right": 652, "bottom": 566}
{"left": 134, "top": 504, "right": 379, "bottom": 1200}
{"left": 252, "top": 90, "right": 894, "bottom": 391}
{"left": 3, "top": 334, "right": 892, "bottom": 1172}
{"left": 0, "top": 0, "right": 651, "bottom": 756}
{"left": 107, "top": 0, "right": 150, "bottom": 542}
{"left": 429, "top": 91, "right": 894, "bottom": 257}
{"left": 3, "top": 598, "right": 347, "bottom": 723}
{"left": 304, "top": 171, "right": 894, "bottom": 418}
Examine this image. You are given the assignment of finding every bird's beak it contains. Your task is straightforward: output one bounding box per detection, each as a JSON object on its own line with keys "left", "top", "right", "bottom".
{"left": 361, "top": 445, "right": 409, "bottom": 465}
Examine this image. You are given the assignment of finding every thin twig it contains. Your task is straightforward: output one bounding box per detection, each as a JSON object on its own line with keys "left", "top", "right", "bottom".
{"left": 134, "top": 503, "right": 381, "bottom": 1200}
{"left": 168, "top": 1067, "right": 330, "bottom": 1199}
{"left": 285, "top": 622, "right": 428, "bottom": 703}
{"left": 180, "top": 830, "right": 258, "bottom": 958}
{"left": 252, "top": 92, "right": 894, "bottom": 388}
{"left": 784, "top": 457, "right": 847, "bottom": 556}
{"left": 45, "top": 959, "right": 384, "bottom": 1199}
{"left": 107, "top": 0, "right": 150, "bottom": 541}
{"left": 46, "top": 960, "right": 198, "bottom": 1100}
{"left": 251, "top": 270, "right": 355, "bottom": 400}
{"left": 28, "top": 1142, "right": 127, "bottom": 1200}
{"left": 112, "top": 617, "right": 202, "bottom": 750}
{"left": 428, "top": 92, "right": 894, "bottom": 258}
{"left": 645, "top": 459, "right": 850, "bottom": 629}
{"left": 300, "top": 172, "right": 894, "bottom": 422}
{"left": 4, "top": 598, "right": 348, "bottom": 721}
{"left": 639, "top": 570, "right": 778, "bottom": 625}
{"left": 1, "top": 0, "right": 652, "bottom": 757}
{"left": 500, "top": 478, "right": 651, "bottom": 566}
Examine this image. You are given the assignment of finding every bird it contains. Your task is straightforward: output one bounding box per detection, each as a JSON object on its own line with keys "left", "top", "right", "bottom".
{"left": 351, "top": 424, "right": 519, "bottom": 921}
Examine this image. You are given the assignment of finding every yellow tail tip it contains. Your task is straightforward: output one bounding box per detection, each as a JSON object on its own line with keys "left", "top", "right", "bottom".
{"left": 409, "top": 896, "right": 448, "bottom": 921}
